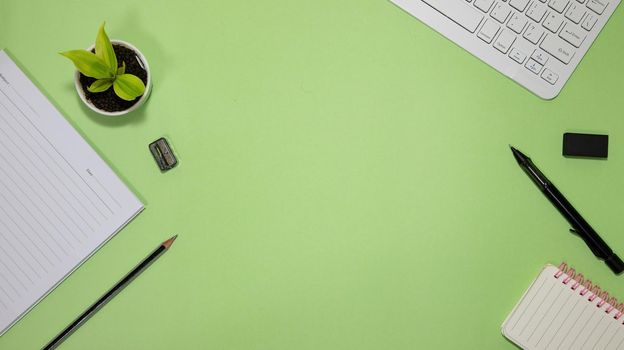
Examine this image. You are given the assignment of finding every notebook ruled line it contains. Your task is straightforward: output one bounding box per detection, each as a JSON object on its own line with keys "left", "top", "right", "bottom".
{"left": 0, "top": 137, "right": 86, "bottom": 242}
{"left": 544, "top": 295, "right": 581, "bottom": 349}
{"left": 0, "top": 88, "right": 108, "bottom": 220}
{"left": 0, "top": 213, "right": 46, "bottom": 275}
{"left": 0, "top": 284, "right": 15, "bottom": 304}
{"left": 592, "top": 318, "right": 615, "bottom": 350}
{"left": 0, "top": 255, "right": 29, "bottom": 291}
{"left": 0, "top": 269, "right": 19, "bottom": 298}
{"left": 0, "top": 50, "right": 142, "bottom": 336}
{"left": 603, "top": 325, "right": 621, "bottom": 349}
{"left": 0, "top": 294, "right": 8, "bottom": 310}
{"left": 6, "top": 82, "right": 117, "bottom": 215}
{"left": 573, "top": 311, "right": 601, "bottom": 349}
{"left": 509, "top": 275, "right": 549, "bottom": 332}
{"left": 0, "top": 190, "right": 57, "bottom": 267}
{"left": 0, "top": 122, "right": 89, "bottom": 237}
{"left": 581, "top": 314, "right": 608, "bottom": 349}
{"left": 0, "top": 177, "right": 68, "bottom": 259}
{"left": 88, "top": 171, "right": 122, "bottom": 210}
{"left": 0, "top": 161, "right": 75, "bottom": 253}
{"left": 0, "top": 102, "right": 99, "bottom": 233}
{"left": 0, "top": 242, "right": 36, "bottom": 284}
{"left": 0, "top": 261, "right": 25, "bottom": 297}
{"left": 519, "top": 282, "right": 557, "bottom": 337}
{"left": 556, "top": 293, "right": 593, "bottom": 350}
{"left": 70, "top": 166, "right": 117, "bottom": 215}
{"left": 535, "top": 287, "right": 574, "bottom": 347}
{"left": 2, "top": 85, "right": 116, "bottom": 217}
{"left": 611, "top": 330, "right": 624, "bottom": 349}
{"left": 0, "top": 94, "right": 104, "bottom": 229}
{"left": 528, "top": 283, "right": 565, "bottom": 342}
{"left": 503, "top": 265, "right": 624, "bottom": 350}
{"left": 0, "top": 153, "right": 83, "bottom": 245}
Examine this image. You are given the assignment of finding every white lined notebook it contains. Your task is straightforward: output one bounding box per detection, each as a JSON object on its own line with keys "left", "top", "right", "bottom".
{"left": 0, "top": 50, "right": 143, "bottom": 335}
{"left": 502, "top": 263, "right": 624, "bottom": 350}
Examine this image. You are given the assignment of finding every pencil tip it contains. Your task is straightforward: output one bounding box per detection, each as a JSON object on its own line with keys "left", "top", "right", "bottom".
{"left": 162, "top": 235, "right": 178, "bottom": 249}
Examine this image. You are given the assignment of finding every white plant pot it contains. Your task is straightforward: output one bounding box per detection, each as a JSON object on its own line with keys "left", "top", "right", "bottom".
{"left": 74, "top": 40, "right": 152, "bottom": 117}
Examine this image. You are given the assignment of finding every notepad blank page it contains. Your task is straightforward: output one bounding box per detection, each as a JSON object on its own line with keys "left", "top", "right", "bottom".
{"left": 502, "top": 265, "right": 624, "bottom": 350}
{"left": 0, "top": 50, "right": 143, "bottom": 336}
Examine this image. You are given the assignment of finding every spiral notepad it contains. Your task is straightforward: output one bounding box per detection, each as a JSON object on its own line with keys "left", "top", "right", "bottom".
{"left": 502, "top": 263, "right": 624, "bottom": 350}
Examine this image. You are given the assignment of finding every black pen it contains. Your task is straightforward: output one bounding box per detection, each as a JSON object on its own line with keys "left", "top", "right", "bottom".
{"left": 510, "top": 146, "right": 624, "bottom": 274}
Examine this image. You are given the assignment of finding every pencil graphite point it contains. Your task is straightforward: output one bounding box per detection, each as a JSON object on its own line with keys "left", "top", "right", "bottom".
{"left": 163, "top": 235, "right": 178, "bottom": 249}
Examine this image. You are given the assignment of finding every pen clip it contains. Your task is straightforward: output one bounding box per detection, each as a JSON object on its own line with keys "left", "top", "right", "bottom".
{"left": 569, "top": 228, "right": 605, "bottom": 258}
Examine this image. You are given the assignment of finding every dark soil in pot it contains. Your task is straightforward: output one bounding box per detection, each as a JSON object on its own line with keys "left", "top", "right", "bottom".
{"left": 79, "top": 44, "right": 148, "bottom": 113}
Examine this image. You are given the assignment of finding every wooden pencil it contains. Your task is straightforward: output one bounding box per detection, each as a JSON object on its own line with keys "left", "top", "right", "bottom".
{"left": 43, "top": 235, "right": 178, "bottom": 350}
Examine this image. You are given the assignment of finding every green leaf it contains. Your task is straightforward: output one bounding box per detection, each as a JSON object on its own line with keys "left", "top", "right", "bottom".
{"left": 117, "top": 61, "right": 126, "bottom": 75}
{"left": 113, "top": 74, "right": 146, "bottom": 101}
{"left": 60, "top": 50, "right": 115, "bottom": 79}
{"left": 95, "top": 22, "right": 117, "bottom": 75}
{"left": 87, "top": 79, "right": 114, "bottom": 93}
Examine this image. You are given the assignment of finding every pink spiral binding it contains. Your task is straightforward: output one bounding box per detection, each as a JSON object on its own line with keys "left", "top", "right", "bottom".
{"left": 556, "top": 262, "right": 624, "bottom": 322}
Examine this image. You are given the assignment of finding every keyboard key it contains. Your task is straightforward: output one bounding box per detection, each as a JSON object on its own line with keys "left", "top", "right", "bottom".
{"left": 421, "top": 0, "right": 484, "bottom": 33}
{"left": 565, "top": 3, "right": 586, "bottom": 23}
{"left": 491, "top": 3, "right": 512, "bottom": 23}
{"left": 540, "top": 34, "right": 576, "bottom": 63}
{"left": 507, "top": 13, "right": 528, "bottom": 33}
{"left": 478, "top": 19, "right": 501, "bottom": 43}
{"left": 531, "top": 49, "right": 550, "bottom": 65}
{"left": 525, "top": 59, "right": 544, "bottom": 74}
{"left": 559, "top": 23, "right": 587, "bottom": 47}
{"left": 524, "top": 23, "right": 545, "bottom": 44}
{"left": 474, "top": 0, "right": 495, "bottom": 12}
{"left": 509, "top": 48, "right": 528, "bottom": 63}
{"left": 543, "top": 12, "right": 564, "bottom": 32}
{"left": 587, "top": 0, "right": 608, "bottom": 14}
{"left": 549, "top": 0, "right": 570, "bottom": 12}
{"left": 541, "top": 68, "right": 559, "bottom": 84}
{"left": 494, "top": 29, "right": 516, "bottom": 54}
{"left": 527, "top": 2, "right": 548, "bottom": 22}
{"left": 581, "top": 12, "right": 598, "bottom": 30}
{"left": 510, "top": 0, "right": 531, "bottom": 11}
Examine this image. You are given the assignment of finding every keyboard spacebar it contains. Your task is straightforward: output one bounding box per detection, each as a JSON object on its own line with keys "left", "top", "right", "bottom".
{"left": 421, "top": 0, "right": 483, "bottom": 33}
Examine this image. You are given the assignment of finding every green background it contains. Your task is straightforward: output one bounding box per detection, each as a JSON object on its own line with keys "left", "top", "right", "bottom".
{"left": 1, "top": 0, "right": 624, "bottom": 349}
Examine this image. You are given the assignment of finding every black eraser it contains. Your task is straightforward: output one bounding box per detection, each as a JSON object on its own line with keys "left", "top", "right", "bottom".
{"left": 563, "top": 133, "right": 608, "bottom": 159}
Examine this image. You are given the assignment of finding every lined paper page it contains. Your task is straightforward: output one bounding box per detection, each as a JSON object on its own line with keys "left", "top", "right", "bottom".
{"left": 0, "top": 50, "right": 143, "bottom": 336}
{"left": 502, "top": 265, "right": 624, "bottom": 350}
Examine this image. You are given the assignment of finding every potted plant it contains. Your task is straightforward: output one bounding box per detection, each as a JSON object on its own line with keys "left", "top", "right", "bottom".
{"left": 61, "top": 23, "right": 151, "bottom": 116}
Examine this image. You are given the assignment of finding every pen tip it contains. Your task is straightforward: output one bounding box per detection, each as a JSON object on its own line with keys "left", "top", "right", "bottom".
{"left": 162, "top": 235, "right": 178, "bottom": 249}
{"left": 509, "top": 145, "right": 528, "bottom": 164}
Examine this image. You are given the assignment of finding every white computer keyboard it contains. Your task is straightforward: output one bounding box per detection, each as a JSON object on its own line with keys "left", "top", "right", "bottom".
{"left": 391, "top": 0, "right": 620, "bottom": 99}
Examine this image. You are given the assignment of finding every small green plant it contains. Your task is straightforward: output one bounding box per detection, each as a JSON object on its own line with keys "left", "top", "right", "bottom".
{"left": 61, "top": 23, "right": 146, "bottom": 101}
